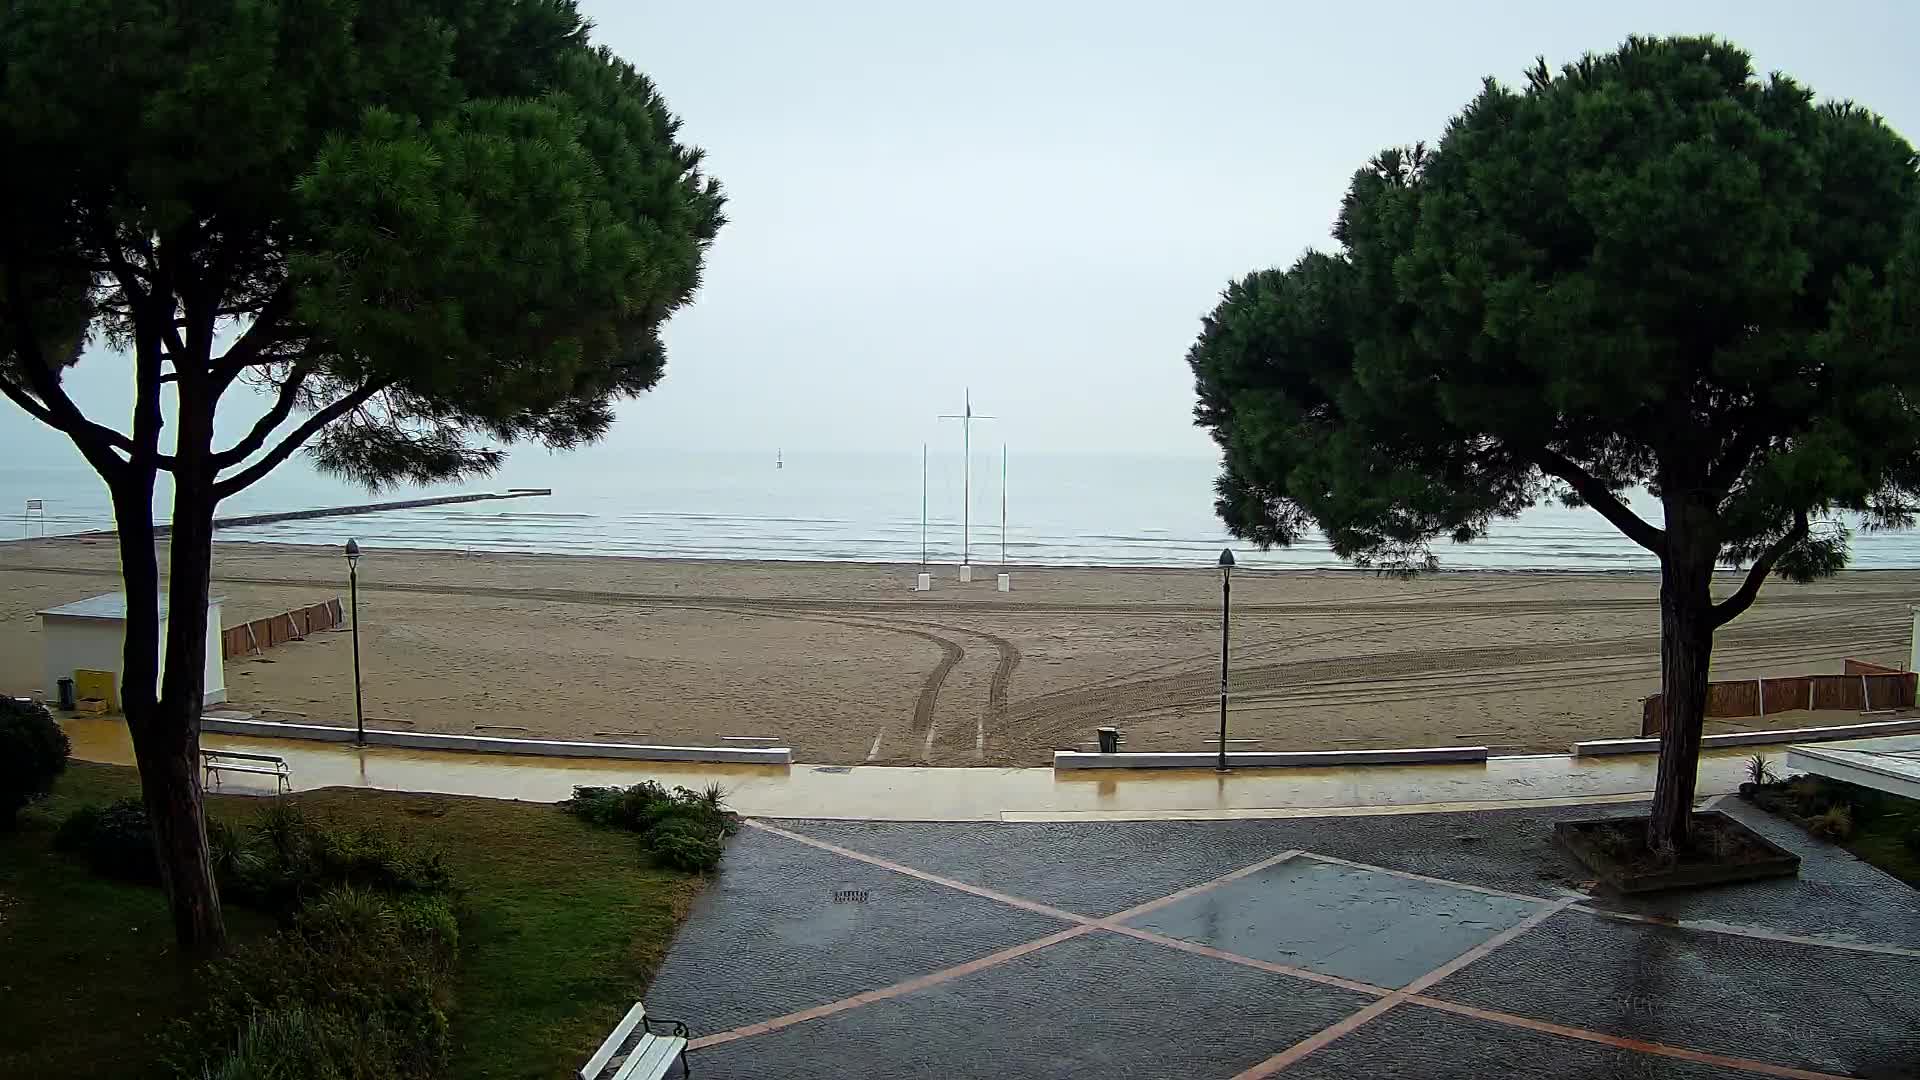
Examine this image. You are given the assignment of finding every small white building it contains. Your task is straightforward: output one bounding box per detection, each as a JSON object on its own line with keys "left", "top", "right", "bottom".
{"left": 38, "top": 592, "right": 226, "bottom": 709}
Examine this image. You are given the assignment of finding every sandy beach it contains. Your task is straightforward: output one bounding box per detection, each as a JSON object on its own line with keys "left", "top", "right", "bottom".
{"left": 2, "top": 538, "right": 1914, "bottom": 765}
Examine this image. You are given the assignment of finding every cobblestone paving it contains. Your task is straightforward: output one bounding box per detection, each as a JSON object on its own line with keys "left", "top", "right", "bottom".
{"left": 640, "top": 800, "right": 1920, "bottom": 1079}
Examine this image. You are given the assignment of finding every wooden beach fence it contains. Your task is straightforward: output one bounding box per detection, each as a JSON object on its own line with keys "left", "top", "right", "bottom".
{"left": 222, "top": 598, "right": 345, "bottom": 659}
{"left": 1640, "top": 660, "right": 1916, "bottom": 736}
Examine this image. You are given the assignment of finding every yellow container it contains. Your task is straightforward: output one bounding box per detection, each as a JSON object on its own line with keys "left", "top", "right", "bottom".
{"left": 73, "top": 669, "right": 117, "bottom": 713}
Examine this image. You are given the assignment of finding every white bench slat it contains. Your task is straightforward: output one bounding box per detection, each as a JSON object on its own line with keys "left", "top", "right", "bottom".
{"left": 580, "top": 1002, "right": 647, "bottom": 1080}
{"left": 210, "top": 763, "right": 284, "bottom": 775}
{"left": 613, "top": 1034, "right": 685, "bottom": 1080}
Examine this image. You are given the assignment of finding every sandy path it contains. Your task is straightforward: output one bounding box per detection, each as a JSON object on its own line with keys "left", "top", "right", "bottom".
{"left": 2, "top": 539, "right": 1912, "bottom": 764}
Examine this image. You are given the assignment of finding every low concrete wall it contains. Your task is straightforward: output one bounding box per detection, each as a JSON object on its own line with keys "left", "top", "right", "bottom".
{"left": 1573, "top": 717, "right": 1920, "bottom": 757}
{"left": 1053, "top": 746, "right": 1488, "bottom": 770}
{"left": 199, "top": 716, "right": 792, "bottom": 765}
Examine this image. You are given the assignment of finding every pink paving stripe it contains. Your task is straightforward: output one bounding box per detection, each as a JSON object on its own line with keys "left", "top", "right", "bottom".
{"left": 1291, "top": 851, "right": 1553, "bottom": 904}
{"left": 697, "top": 827, "right": 1323, "bottom": 1051}
{"left": 1233, "top": 996, "right": 1401, "bottom": 1078}
{"left": 1406, "top": 998, "right": 1855, "bottom": 1080}
{"left": 723, "top": 823, "right": 1875, "bottom": 1079}
{"left": 1103, "top": 849, "right": 1302, "bottom": 923}
{"left": 1231, "top": 898, "right": 1579, "bottom": 1079}
{"left": 1401, "top": 897, "right": 1579, "bottom": 995}
{"left": 687, "top": 924, "right": 1095, "bottom": 1050}
{"left": 747, "top": 820, "right": 1092, "bottom": 924}
{"left": 1105, "top": 924, "right": 1391, "bottom": 997}
{"left": 1571, "top": 904, "right": 1920, "bottom": 958}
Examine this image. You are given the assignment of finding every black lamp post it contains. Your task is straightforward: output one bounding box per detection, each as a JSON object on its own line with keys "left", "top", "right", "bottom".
{"left": 345, "top": 538, "right": 364, "bottom": 746}
{"left": 1217, "top": 547, "right": 1234, "bottom": 772}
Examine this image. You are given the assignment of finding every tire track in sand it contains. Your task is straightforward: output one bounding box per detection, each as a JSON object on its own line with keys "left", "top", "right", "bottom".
{"left": 885, "top": 620, "right": 1023, "bottom": 760}
{"left": 992, "top": 611, "right": 1906, "bottom": 748}
{"left": 696, "top": 604, "right": 962, "bottom": 763}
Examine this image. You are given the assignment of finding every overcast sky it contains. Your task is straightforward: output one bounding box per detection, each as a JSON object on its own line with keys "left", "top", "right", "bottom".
{"left": 8, "top": 0, "right": 1918, "bottom": 468}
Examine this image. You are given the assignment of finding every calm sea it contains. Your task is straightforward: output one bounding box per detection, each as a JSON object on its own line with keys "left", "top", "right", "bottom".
{"left": 7, "top": 447, "right": 1920, "bottom": 571}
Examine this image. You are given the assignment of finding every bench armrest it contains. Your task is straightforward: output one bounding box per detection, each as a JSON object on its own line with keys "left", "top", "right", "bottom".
{"left": 639, "top": 1016, "right": 690, "bottom": 1040}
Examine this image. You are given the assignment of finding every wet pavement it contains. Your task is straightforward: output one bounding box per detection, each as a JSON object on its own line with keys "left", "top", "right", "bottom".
{"left": 61, "top": 715, "right": 1764, "bottom": 820}
{"left": 644, "top": 800, "right": 1920, "bottom": 1079}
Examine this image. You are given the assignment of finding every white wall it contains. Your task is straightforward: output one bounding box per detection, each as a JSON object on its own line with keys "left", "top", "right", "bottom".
{"left": 40, "top": 598, "right": 227, "bottom": 708}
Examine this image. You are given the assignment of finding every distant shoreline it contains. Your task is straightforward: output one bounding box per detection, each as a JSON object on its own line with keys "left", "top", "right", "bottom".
{"left": 17, "top": 533, "right": 1920, "bottom": 577}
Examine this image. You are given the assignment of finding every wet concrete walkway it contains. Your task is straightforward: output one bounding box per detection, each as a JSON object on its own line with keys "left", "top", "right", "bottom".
{"left": 59, "top": 718, "right": 1920, "bottom": 1074}
{"left": 644, "top": 800, "right": 1920, "bottom": 1078}
{"left": 66, "top": 716, "right": 1762, "bottom": 820}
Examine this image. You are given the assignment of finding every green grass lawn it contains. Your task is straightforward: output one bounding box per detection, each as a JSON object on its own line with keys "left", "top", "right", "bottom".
{"left": 0, "top": 762, "right": 707, "bottom": 1079}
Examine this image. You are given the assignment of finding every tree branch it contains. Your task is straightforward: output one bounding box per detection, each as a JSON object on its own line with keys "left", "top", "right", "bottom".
{"left": 209, "top": 284, "right": 294, "bottom": 395}
{"left": 212, "top": 362, "right": 314, "bottom": 468}
{"left": 2, "top": 273, "right": 135, "bottom": 473}
{"left": 0, "top": 374, "right": 59, "bottom": 427}
{"left": 1529, "top": 446, "right": 1666, "bottom": 554}
{"left": 212, "top": 380, "right": 388, "bottom": 500}
{"left": 1711, "top": 511, "right": 1809, "bottom": 628}
{"left": 1708, "top": 425, "right": 1765, "bottom": 495}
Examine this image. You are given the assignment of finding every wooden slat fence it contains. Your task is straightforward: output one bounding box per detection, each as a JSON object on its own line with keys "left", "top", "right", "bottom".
{"left": 1641, "top": 660, "right": 1916, "bottom": 735}
{"left": 222, "top": 598, "right": 345, "bottom": 659}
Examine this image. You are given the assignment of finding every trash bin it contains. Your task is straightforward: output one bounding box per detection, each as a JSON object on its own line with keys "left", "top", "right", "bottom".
{"left": 1096, "top": 726, "right": 1120, "bottom": 754}
{"left": 57, "top": 676, "right": 76, "bottom": 711}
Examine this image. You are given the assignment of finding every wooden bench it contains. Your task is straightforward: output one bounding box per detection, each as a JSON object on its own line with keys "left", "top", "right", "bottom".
{"left": 200, "top": 748, "right": 291, "bottom": 795}
{"left": 579, "top": 1001, "right": 690, "bottom": 1080}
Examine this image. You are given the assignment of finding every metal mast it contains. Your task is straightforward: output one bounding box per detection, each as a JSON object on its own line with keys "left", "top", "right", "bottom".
{"left": 938, "top": 390, "right": 994, "bottom": 567}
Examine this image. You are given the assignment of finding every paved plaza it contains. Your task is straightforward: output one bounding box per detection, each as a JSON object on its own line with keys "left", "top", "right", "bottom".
{"left": 645, "top": 799, "right": 1920, "bottom": 1078}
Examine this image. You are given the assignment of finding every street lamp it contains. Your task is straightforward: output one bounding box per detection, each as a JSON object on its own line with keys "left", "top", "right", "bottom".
{"left": 344, "top": 539, "right": 364, "bottom": 746}
{"left": 1217, "top": 547, "right": 1234, "bottom": 772}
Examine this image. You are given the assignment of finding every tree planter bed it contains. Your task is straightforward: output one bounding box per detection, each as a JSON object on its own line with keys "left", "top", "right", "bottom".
{"left": 1554, "top": 810, "right": 1800, "bottom": 893}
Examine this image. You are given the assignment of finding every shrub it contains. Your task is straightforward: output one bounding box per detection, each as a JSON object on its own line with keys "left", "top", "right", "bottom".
{"left": 54, "top": 803, "right": 104, "bottom": 852}
{"left": 56, "top": 798, "right": 160, "bottom": 883}
{"left": 0, "top": 697, "right": 69, "bottom": 826}
{"left": 175, "top": 887, "right": 456, "bottom": 1079}
{"left": 561, "top": 782, "right": 739, "bottom": 872}
{"left": 197, "top": 1005, "right": 402, "bottom": 1080}
{"left": 1810, "top": 804, "right": 1855, "bottom": 842}
{"left": 208, "top": 819, "right": 264, "bottom": 885}
{"left": 225, "top": 804, "right": 453, "bottom": 919}
{"left": 644, "top": 817, "right": 727, "bottom": 874}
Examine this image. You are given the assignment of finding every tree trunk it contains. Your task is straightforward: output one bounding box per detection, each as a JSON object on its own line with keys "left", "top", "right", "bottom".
{"left": 126, "top": 693, "right": 223, "bottom": 949}
{"left": 158, "top": 388, "right": 227, "bottom": 950}
{"left": 1648, "top": 537, "right": 1717, "bottom": 855}
{"left": 112, "top": 473, "right": 226, "bottom": 951}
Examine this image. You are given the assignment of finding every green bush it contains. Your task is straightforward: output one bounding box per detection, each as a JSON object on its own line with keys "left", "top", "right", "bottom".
{"left": 0, "top": 697, "right": 69, "bottom": 826}
{"left": 175, "top": 887, "right": 457, "bottom": 1079}
{"left": 56, "top": 798, "right": 160, "bottom": 883}
{"left": 53, "top": 803, "right": 104, "bottom": 851}
{"left": 198, "top": 1007, "right": 362, "bottom": 1080}
{"left": 561, "top": 782, "right": 739, "bottom": 872}
{"left": 225, "top": 804, "right": 452, "bottom": 919}
{"left": 1810, "top": 804, "right": 1855, "bottom": 842}
{"left": 644, "top": 817, "right": 727, "bottom": 873}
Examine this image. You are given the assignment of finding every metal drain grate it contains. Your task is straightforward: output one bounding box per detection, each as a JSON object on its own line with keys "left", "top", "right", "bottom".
{"left": 832, "top": 889, "right": 869, "bottom": 904}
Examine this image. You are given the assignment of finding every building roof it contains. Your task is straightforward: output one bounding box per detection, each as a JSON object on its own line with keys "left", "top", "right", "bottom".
{"left": 1786, "top": 734, "right": 1920, "bottom": 802}
{"left": 37, "top": 592, "right": 226, "bottom": 621}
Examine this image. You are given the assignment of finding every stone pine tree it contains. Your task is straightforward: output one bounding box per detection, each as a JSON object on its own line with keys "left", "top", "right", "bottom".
{"left": 1189, "top": 36, "right": 1919, "bottom": 853}
{"left": 0, "top": 0, "right": 724, "bottom": 948}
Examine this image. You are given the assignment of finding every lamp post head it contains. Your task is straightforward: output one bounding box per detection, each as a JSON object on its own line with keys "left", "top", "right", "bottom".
{"left": 345, "top": 538, "right": 360, "bottom": 567}
{"left": 1218, "top": 548, "right": 1235, "bottom": 570}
